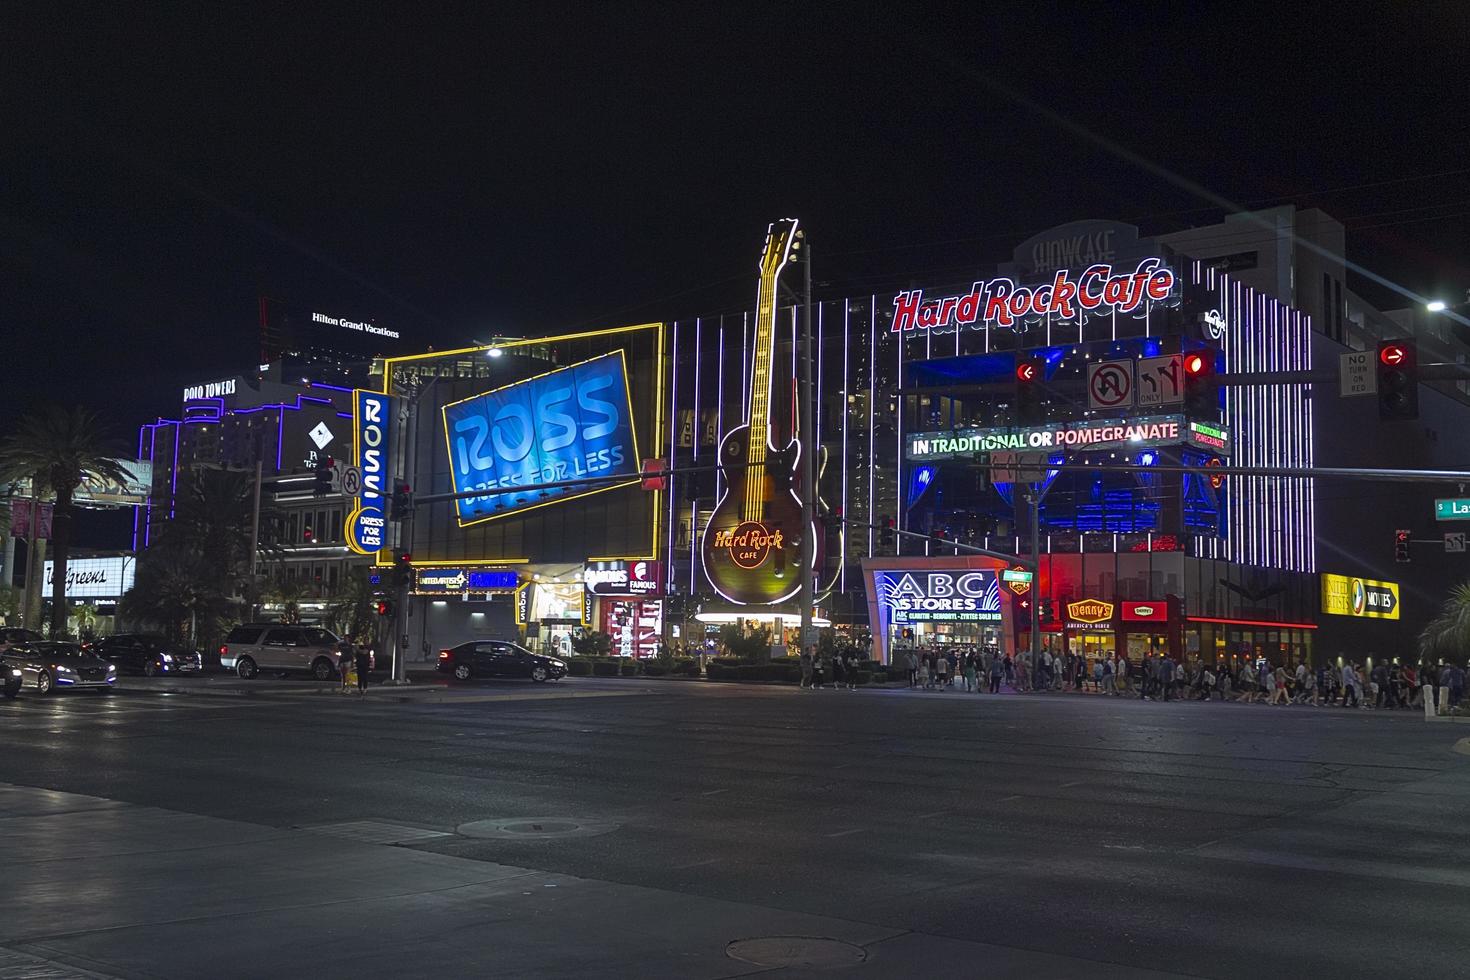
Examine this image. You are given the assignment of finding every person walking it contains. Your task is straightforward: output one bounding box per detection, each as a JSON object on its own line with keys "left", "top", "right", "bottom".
{"left": 1341, "top": 661, "right": 1360, "bottom": 707}
{"left": 845, "top": 648, "right": 859, "bottom": 691}
{"left": 336, "top": 637, "right": 356, "bottom": 695}
{"left": 1448, "top": 661, "right": 1466, "bottom": 710}
{"left": 354, "top": 637, "right": 372, "bottom": 694}
{"left": 811, "top": 648, "right": 825, "bottom": 690}
{"left": 800, "top": 647, "right": 814, "bottom": 690}
{"left": 963, "top": 652, "right": 977, "bottom": 693}
{"left": 934, "top": 650, "right": 949, "bottom": 691}
{"left": 905, "top": 649, "right": 919, "bottom": 688}
{"left": 988, "top": 653, "right": 1004, "bottom": 694}
{"left": 918, "top": 653, "right": 931, "bottom": 690}
{"left": 1270, "top": 665, "right": 1291, "bottom": 705}
{"left": 832, "top": 649, "right": 846, "bottom": 690}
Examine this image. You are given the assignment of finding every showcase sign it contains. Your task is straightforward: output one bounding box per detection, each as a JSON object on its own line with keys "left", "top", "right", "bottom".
{"left": 906, "top": 414, "right": 1231, "bottom": 461}
{"left": 346, "top": 389, "right": 392, "bottom": 555}
{"left": 892, "top": 258, "right": 1177, "bottom": 334}
{"left": 584, "top": 559, "right": 663, "bottom": 597}
{"left": 1321, "top": 573, "right": 1399, "bottom": 620}
{"left": 441, "top": 351, "right": 640, "bottom": 525}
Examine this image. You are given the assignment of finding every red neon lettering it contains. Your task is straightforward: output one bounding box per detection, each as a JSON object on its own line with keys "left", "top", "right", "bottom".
{"left": 1050, "top": 271, "right": 1077, "bottom": 319}
{"left": 984, "top": 281, "right": 1014, "bottom": 327}
{"left": 1008, "top": 287, "right": 1033, "bottom": 319}
{"left": 1146, "top": 269, "right": 1174, "bottom": 300}
{"left": 1078, "top": 264, "right": 1109, "bottom": 309}
{"left": 918, "top": 303, "right": 939, "bottom": 328}
{"left": 956, "top": 286, "right": 981, "bottom": 324}
{"left": 937, "top": 296, "right": 959, "bottom": 326}
{"left": 1102, "top": 275, "right": 1129, "bottom": 307}
{"left": 892, "top": 290, "right": 921, "bottom": 332}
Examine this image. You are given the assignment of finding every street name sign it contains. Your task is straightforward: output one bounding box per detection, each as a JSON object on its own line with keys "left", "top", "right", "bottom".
{"left": 1435, "top": 498, "right": 1470, "bottom": 521}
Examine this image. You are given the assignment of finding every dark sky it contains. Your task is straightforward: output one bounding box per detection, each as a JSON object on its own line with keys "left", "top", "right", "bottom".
{"left": 5, "top": 1, "right": 1469, "bottom": 436}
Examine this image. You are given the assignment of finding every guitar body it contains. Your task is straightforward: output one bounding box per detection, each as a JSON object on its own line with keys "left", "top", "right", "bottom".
{"left": 702, "top": 423, "right": 812, "bottom": 604}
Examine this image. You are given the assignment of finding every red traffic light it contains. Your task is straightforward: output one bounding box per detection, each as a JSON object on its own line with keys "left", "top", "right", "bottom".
{"left": 1016, "top": 362, "right": 1037, "bottom": 382}
{"left": 1184, "top": 353, "right": 1208, "bottom": 375}
{"left": 1380, "top": 344, "right": 1407, "bottom": 367}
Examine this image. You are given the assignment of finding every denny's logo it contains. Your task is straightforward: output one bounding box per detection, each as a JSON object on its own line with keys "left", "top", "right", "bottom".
{"left": 1066, "top": 599, "right": 1114, "bottom": 624}
{"left": 711, "top": 521, "right": 785, "bottom": 570}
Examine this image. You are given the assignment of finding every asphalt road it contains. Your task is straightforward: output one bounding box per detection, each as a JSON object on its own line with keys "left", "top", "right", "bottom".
{"left": 2, "top": 677, "right": 1468, "bottom": 978}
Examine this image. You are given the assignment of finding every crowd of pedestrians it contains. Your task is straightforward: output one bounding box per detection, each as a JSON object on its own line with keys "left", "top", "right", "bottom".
{"left": 891, "top": 645, "right": 1469, "bottom": 710}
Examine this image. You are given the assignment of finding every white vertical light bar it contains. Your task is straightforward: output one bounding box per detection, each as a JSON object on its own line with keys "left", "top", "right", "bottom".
{"left": 868, "top": 294, "right": 877, "bottom": 557}
{"left": 841, "top": 299, "right": 851, "bottom": 591}
{"left": 691, "top": 316, "right": 702, "bottom": 594}
{"left": 667, "top": 319, "right": 679, "bottom": 590}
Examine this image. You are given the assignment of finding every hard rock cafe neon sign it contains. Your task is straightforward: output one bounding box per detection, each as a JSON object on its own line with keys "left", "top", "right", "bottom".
{"left": 711, "top": 522, "right": 786, "bottom": 570}
{"left": 891, "top": 258, "right": 1177, "bottom": 334}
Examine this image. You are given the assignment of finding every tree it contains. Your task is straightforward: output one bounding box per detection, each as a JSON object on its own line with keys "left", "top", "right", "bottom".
{"left": 325, "top": 566, "right": 379, "bottom": 644}
{"left": 1419, "top": 581, "right": 1470, "bottom": 664}
{"left": 0, "top": 407, "right": 130, "bottom": 637}
{"left": 157, "top": 468, "right": 280, "bottom": 595}
{"left": 121, "top": 550, "right": 233, "bottom": 648}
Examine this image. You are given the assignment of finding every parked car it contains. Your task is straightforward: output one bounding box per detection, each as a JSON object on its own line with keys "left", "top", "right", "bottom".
{"left": 219, "top": 624, "right": 368, "bottom": 680}
{"left": 0, "top": 627, "right": 43, "bottom": 656}
{"left": 86, "top": 633, "right": 203, "bottom": 676}
{"left": 2, "top": 641, "right": 117, "bottom": 695}
{"left": 437, "top": 641, "right": 567, "bottom": 683}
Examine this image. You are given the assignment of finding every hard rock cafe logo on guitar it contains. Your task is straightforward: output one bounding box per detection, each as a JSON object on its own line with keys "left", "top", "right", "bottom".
{"left": 713, "top": 521, "right": 785, "bottom": 570}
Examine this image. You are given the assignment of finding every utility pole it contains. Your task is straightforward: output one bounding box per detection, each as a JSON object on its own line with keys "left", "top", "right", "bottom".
{"left": 247, "top": 439, "right": 264, "bottom": 620}
{"left": 391, "top": 390, "right": 418, "bottom": 685}
{"left": 797, "top": 230, "right": 815, "bottom": 659}
{"left": 1027, "top": 488, "right": 1042, "bottom": 666}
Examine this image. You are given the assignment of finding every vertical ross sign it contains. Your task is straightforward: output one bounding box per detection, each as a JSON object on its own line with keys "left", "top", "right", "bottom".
{"left": 441, "top": 351, "right": 640, "bottom": 524}
{"left": 347, "top": 390, "right": 393, "bottom": 555}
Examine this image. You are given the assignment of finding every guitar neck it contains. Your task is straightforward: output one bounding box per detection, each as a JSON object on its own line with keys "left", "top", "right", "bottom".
{"left": 748, "top": 274, "right": 776, "bottom": 452}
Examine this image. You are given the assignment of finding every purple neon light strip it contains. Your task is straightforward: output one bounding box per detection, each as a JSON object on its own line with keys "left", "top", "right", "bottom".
{"left": 691, "top": 316, "right": 702, "bottom": 595}
{"left": 666, "top": 320, "right": 678, "bottom": 590}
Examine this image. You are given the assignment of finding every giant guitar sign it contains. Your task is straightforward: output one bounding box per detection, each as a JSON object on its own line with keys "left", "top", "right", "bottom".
{"left": 700, "top": 219, "right": 818, "bottom": 605}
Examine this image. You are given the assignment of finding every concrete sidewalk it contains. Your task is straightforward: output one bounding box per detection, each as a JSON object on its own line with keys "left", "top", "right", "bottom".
{"left": 0, "top": 782, "right": 1191, "bottom": 979}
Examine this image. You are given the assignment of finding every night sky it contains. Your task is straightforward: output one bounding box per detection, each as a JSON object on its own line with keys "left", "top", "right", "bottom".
{"left": 5, "top": 3, "right": 1469, "bottom": 429}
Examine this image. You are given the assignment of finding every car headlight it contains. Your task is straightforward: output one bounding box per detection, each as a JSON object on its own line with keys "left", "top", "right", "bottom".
{"left": 54, "top": 664, "right": 74, "bottom": 674}
{"left": 107, "top": 664, "right": 118, "bottom": 674}
{"left": 161, "top": 654, "right": 174, "bottom": 664}
{"left": 9, "top": 668, "right": 19, "bottom": 678}
{"left": 550, "top": 660, "right": 566, "bottom": 668}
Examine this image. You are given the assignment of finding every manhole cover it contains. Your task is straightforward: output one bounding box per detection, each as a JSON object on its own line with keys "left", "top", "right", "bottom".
{"left": 726, "top": 937, "right": 867, "bottom": 970}
{"left": 457, "top": 816, "right": 618, "bottom": 840}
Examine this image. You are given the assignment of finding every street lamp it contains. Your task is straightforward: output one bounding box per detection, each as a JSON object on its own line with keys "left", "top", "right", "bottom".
{"left": 486, "top": 347, "right": 504, "bottom": 358}
{"left": 1427, "top": 300, "right": 1448, "bottom": 313}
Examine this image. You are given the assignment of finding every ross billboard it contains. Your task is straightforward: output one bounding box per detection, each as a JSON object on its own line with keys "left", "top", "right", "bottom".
{"left": 441, "top": 351, "right": 640, "bottom": 525}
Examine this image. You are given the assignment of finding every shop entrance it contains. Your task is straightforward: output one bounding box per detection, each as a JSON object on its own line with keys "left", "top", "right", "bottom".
{"left": 1125, "top": 632, "right": 1168, "bottom": 663}
{"left": 1075, "top": 632, "right": 1115, "bottom": 663}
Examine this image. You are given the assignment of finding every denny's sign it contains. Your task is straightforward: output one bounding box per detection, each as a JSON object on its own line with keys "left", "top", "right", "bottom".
{"left": 1065, "top": 599, "right": 1115, "bottom": 630}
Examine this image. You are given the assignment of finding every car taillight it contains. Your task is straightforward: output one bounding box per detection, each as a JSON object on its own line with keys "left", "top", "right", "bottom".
{"left": 220, "top": 645, "right": 229, "bottom": 656}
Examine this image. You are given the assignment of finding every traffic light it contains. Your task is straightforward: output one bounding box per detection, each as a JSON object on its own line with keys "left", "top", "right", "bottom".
{"left": 313, "top": 456, "right": 335, "bottom": 497}
{"left": 302, "top": 524, "right": 314, "bottom": 543}
{"left": 878, "top": 515, "right": 895, "bottom": 549}
{"left": 1013, "top": 596, "right": 1032, "bottom": 633}
{"left": 374, "top": 598, "right": 394, "bottom": 617}
{"left": 1014, "top": 356, "right": 1044, "bottom": 424}
{"left": 392, "top": 550, "right": 414, "bottom": 589}
{"left": 1182, "top": 349, "right": 1218, "bottom": 418}
{"left": 389, "top": 481, "right": 414, "bottom": 520}
{"left": 1394, "top": 529, "right": 1411, "bottom": 563}
{"left": 1037, "top": 597, "right": 1054, "bottom": 623}
{"left": 1377, "top": 339, "right": 1419, "bottom": 421}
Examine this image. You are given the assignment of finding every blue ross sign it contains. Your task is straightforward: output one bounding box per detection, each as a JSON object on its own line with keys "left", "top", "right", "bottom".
{"left": 347, "top": 389, "right": 393, "bottom": 555}
{"left": 441, "top": 351, "right": 640, "bottom": 524}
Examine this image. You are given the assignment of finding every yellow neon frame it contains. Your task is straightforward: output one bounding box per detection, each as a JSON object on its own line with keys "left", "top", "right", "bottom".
{"left": 379, "top": 322, "right": 666, "bottom": 567}
{"left": 438, "top": 349, "right": 642, "bottom": 529}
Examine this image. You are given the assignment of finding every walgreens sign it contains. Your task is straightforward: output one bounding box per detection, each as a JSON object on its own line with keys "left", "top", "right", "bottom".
{"left": 892, "top": 258, "right": 1177, "bottom": 333}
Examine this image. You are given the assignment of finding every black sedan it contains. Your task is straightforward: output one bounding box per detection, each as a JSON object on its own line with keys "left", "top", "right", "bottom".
{"left": 3, "top": 641, "right": 117, "bottom": 695}
{"left": 86, "top": 633, "right": 203, "bottom": 676}
{"left": 437, "top": 640, "right": 567, "bottom": 683}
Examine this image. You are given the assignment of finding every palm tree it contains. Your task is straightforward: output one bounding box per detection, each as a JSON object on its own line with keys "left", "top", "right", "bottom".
{"left": 157, "top": 468, "right": 280, "bottom": 595}
{"left": 1419, "top": 581, "right": 1470, "bottom": 663}
{"left": 121, "top": 550, "right": 233, "bottom": 647}
{"left": 0, "top": 407, "right": 130, "bottom": 637}
{"left": 325, "top": 566, "right": 379, "bottom": 644}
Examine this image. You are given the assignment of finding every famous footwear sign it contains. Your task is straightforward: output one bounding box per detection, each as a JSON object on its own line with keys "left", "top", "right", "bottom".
{"left": 906, "top": 414, "right": 1232, "bottom": 461}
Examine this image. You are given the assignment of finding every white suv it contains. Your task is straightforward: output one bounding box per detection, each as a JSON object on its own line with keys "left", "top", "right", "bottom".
{"left": 220, "top": 624, "right": 344, "bottom": 680}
